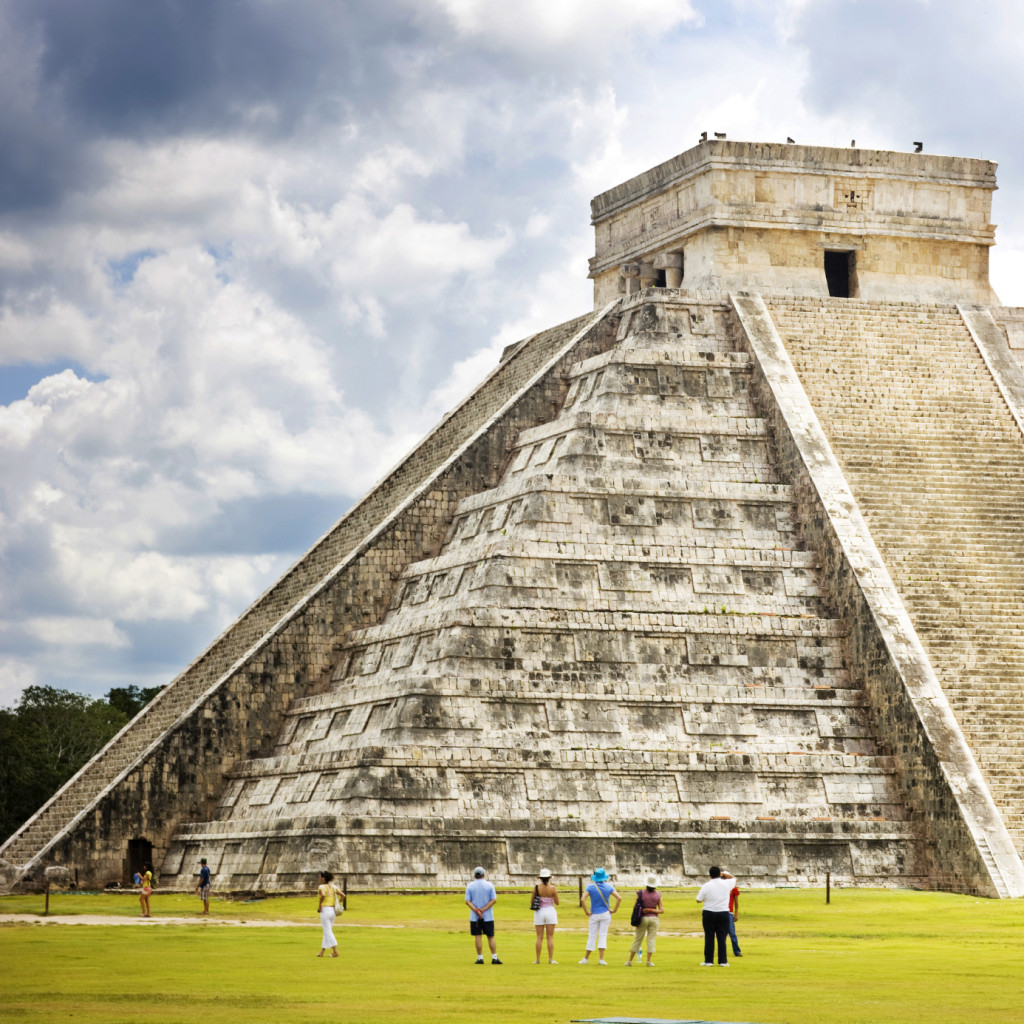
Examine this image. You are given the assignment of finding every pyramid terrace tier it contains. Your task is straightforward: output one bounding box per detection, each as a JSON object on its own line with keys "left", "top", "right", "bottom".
{"left": 381, "top": 542, "right": 823, "bottom": 623}
{"left": 432, "top": 476, "right": 799, "bottom": 557}
{"left": 503, "top": 417, "right": 782, "bottom": 482}
{"left": 161, "top": 811, "right": 929, "bottom": 892}
{"left": 158, "top": 814, "right": 927, "bottom": 890}
{"left": 207, "top": 747, "right": 910, "bottom": 833}
{"left": 255, "top": 691, "right": 880, "bottom": 760}
{"left": 559, "top": 356, "right": 759, "bottom": 422}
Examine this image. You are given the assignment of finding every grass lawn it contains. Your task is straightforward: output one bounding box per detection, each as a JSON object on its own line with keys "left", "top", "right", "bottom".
{"left": 2, "top": 887, "right": 1023, "bottom": 1023}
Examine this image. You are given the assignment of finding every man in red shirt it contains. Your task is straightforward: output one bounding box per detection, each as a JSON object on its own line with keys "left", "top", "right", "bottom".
{"left": 727, "top": 876, "right": 742, "bottom": 958}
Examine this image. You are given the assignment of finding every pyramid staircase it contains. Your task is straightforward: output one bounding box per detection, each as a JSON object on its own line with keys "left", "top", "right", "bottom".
{"left": 766, "top": 298, "right": 1024, "bottom": 849}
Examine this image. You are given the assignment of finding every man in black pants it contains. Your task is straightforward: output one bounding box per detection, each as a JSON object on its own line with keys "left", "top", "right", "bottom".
{"left": 696, "top": 865, "right": 735, "bottom": 966}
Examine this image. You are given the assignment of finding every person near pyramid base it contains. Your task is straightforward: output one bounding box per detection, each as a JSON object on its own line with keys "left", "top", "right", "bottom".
{"left": 465, "top": 866, "right": 501, "bottom": 964}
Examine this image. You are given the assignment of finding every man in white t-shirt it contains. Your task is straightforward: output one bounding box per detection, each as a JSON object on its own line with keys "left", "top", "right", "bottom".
{"left": 695, "top": 866, "right": 735, "bottom": 966}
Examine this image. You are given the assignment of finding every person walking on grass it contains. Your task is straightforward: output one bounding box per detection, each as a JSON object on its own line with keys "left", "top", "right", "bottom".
{"left": 465, "top": 866, "right": 502, "bottom": 964}
{"left": 696, "top": 866, "right": 735, "bottom": 966}
{"left": 316, "top": 870, "right": 344, "bottom": 958}
{"left": 138, "top": 863, "right": 153, "bottom": 918}
{"left": 532, "top": 869, "right": 559, "bottom": 964}
{"left": 196, "top": 858, "right": 211, "bottom": 916}
{"left": 728, "top": 876, "right": 742, "bottom": 958}
{"left": 579, "top": 868, "right": 620, "bottom": 965}
{"left": 625, "top": 875, "right": 663, "bottom": 966}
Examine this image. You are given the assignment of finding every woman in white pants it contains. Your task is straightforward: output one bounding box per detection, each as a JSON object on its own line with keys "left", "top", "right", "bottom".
{"left": 532, "top": 869, "right": 560, "bottom": 964}
{"left": 579, "top": 867, "right": 621, "bottom": 965}
{"left": 316, "top": 870, "right": 344, "bottom": 958}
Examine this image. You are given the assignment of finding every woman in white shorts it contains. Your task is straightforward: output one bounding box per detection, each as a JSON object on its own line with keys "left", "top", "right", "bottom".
{"left": 532, "top": 869, "right": 560, "bottom": 964}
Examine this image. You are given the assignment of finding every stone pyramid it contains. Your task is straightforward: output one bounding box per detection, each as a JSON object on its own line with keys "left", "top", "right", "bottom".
{"left": 4, "top": 141, "right": 1024, "bottom": 897}
{"left": 163, "top": 293, "right": 922, "bottom": 889}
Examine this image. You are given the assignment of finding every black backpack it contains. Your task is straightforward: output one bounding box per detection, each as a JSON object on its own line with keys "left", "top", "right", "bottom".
{"left": 630, "top": 890, "right": 644, "bottom": 927}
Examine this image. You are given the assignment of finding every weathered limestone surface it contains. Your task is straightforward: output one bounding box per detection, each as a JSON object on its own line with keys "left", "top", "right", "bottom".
{"left": 590, "top": 141, "right": 997, "bottom": 307}
{"left": 159, "top": 293, "right": 929, "bottom": 891}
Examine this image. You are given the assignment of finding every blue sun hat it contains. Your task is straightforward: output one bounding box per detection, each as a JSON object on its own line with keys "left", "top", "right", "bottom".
{"left": 591, "top": 867, "right": 609, "bottom": 882}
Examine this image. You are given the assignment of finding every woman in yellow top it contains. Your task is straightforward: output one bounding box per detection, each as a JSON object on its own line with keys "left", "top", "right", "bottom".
{"left": 138, "top": 864, "right": 153, "bottom": 918}
{"left": 316, "top": 870, "right": 345, "bottom": 957}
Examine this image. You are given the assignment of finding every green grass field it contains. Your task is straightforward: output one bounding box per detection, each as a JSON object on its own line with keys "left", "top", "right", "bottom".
{"left": 2, "top": 887, "right": 1023, "bottom": 1023}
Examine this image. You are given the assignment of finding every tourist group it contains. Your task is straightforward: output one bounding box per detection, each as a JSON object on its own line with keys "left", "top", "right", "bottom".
{"left": 462, "top": 864, "right": 742, "bottom": 967}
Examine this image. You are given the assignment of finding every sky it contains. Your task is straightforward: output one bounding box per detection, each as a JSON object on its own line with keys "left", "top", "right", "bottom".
{"left": 2, "top": 0, "right": 1023, "bottom": 706}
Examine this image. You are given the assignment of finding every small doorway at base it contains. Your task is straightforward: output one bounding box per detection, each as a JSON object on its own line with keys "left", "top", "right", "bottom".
{"left": 127, "top": 837, "right": 153, "bottom": 883}
{"left": 824, "top": 250, "right": 857, "bottom": 297}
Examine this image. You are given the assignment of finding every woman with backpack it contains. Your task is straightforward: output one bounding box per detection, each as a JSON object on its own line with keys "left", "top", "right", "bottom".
{"left": 578, "top": 868, "right": 621, "bottom": 965}
{"left": 624, "top": 876, "right": 664, "bottom": 966}
{"left": 316, "top": 870, "right": 345, "bottom": 958}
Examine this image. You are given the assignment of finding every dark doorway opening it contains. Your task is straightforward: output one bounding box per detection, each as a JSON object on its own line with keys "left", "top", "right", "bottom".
{"left": 654, "top": 268, "right": 667, "bottom": 288}
{"left": 127, "top": 837, "right": 153, "bottom": 883}
{"left": 824, "top": 250, "right": 856, "bottom": 297}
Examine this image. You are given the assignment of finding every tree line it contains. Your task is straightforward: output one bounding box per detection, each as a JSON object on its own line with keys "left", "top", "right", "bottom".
{"left": 0, "top": 684, "right": 161, "bottom": 845}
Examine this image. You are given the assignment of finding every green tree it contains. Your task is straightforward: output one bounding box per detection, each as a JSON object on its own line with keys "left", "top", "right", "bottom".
{"left": 105, "top": 684, "right": 163, "bottom": 719}
{"left": 0, "top": 687, "right": 134, "bottom": 843}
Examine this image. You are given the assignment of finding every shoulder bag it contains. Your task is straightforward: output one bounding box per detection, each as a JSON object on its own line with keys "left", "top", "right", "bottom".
{"left": 630, "top": 889, "right": 644, "bottom": 927}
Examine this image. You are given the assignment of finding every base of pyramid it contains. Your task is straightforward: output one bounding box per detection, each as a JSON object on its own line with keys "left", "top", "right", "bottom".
{"left": 159, "top": 815, "right": 927, "bottom": 891}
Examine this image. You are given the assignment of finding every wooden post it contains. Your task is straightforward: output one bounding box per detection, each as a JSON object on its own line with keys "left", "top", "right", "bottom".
{"left": 826, "top": 871, "right": 831, "bottom": 904}
{"left": 44, "top": 880, "right": 50, "bottom": 916}
{"left": 578, "top": 876, "right": 583, "bottom": 902}
{"left": 342, "top": 875, "right": 348, "bottom": 910}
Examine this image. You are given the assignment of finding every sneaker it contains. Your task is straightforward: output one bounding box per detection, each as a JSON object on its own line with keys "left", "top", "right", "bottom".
{"left": 598, "top": 960, "right": 608, "bottom": 966}
{"left": 578, "top": 959, "right": 589, "bottom": 965}
{"left": 624, "top": 961, "right": 633, "bottom": 966}
{"left": 646, "top": 962, "right": 654, "bottom": 967}
{"left": 492, "top": 958, "right": 503, "bottom": 965}
{"left": 532, "top": 959, "right": 540, "bottom": 965}
{"left": 700, "top": 962, "right": 714, "bottom": 966}
{"left": 475, "top": 957, "right": 484, "bottom": 964}
{"left": 549, "top": 960, "right": 559, "bottom": 965}
{"left": 734, "top": 952, "right": 743, "bottom": 957}
{"left": 719, "top": 962, "right": 730, "bottom": 967}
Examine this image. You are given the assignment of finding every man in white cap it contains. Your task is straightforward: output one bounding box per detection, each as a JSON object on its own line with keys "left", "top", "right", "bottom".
{"left": 465, "top": 866, "right": 501, "bottom": 964}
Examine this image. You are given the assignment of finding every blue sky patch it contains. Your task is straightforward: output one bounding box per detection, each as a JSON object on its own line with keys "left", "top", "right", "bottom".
{"left": 0, "top": 362, "right": 108, "bottom": 406}
{"left": 108, "top": 249, "right": 159, "bottom": 285}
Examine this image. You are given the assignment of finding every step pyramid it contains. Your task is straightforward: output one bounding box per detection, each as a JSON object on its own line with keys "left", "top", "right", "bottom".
{"left": 5, "top": 140, "right": 1024, "bottom": 898}
{"left": 156, "top": 294, "right": 925, "bottom": 890}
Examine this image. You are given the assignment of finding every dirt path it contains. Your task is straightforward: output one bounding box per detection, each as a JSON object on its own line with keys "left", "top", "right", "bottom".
{"left": 1, "top": 914, "right": 321, "bottom": 927}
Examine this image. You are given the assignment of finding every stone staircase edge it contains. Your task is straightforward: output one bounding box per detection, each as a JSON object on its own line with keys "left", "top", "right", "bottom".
{"left": 957, "top": 304, "right": 1024, "bottom": 441}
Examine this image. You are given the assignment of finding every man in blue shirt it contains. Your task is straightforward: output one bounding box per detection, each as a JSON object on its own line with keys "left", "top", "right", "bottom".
{"left": 196, "top": 858, "right": 211, "bottom": 916}
{"left": 464, "top": 866, "right": 502, "bottom": 964}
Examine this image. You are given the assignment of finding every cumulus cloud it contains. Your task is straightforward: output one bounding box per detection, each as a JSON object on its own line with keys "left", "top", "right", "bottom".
{"left": 1, "top": 0, "right": 1023, "bottom": 703}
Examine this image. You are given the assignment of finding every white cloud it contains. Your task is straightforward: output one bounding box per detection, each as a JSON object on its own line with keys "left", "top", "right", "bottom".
{"left": 0, "top": 658, "right": 38, "bottom": 708}
{"left": 433, "top": 0, "right": 701, "bottom": 52}
{"left": 25, "top": 616, "right": 129, "bottom": 648}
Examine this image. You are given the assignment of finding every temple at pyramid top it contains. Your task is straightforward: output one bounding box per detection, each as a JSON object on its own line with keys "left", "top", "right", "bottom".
{"left": 589, "top": 140, "right": 998, "bottom": 305}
